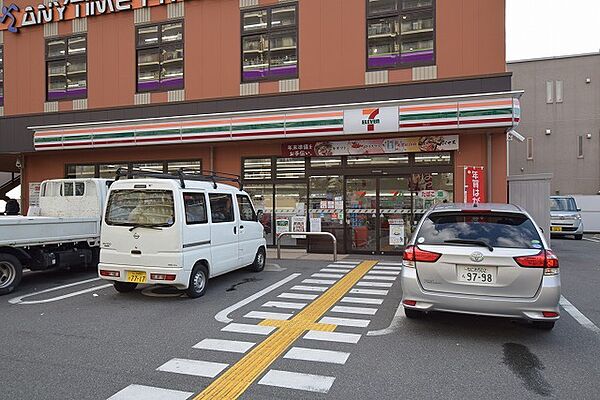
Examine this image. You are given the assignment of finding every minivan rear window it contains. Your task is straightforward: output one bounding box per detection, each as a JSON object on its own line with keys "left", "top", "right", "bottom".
{"left": 106, "top": 189, "right": 175, "bottom": 227}
{"left": 418, "top": 213, "right": 543, "bottom": 249}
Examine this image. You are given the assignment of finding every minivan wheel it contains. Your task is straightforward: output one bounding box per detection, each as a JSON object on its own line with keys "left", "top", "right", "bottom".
{"left": 0, "top": 254, "right": 23, "bottom": 296}
{"left": 186, "top": 264, "right": 208, "bottom": 298}
{"left": 248, "top": 248, "right": 266, "bottom": 272}
{"left": 532, "top": 321, "right": 555, "bottom": 330}
{"left": 404, "top": 308, "right": 425, "bottom": 319}
{"left": 574, "top": 234, "right": 583, "bottom": 240}
{"left": 113, "top": 282, "right": 138, "bottom": 293}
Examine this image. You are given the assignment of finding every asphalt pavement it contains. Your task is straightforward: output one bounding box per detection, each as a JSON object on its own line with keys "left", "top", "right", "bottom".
{"left": 0, "top": 238, "right": 599, "bottom": 400}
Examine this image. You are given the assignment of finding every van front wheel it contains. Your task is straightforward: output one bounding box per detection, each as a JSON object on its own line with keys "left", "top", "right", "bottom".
{"left": 248, "top": 248, "right": 266, "bottom": 272}
{"left": 113, "top": 282, "right": 138, "bottom": 293}
{"left": 186, "top": 264, "right": 208, "bottom": 298}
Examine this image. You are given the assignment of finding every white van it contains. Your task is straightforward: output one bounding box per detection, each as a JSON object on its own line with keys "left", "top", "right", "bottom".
{"left": 98, "top": 172, "right": 266, "bottom": 298}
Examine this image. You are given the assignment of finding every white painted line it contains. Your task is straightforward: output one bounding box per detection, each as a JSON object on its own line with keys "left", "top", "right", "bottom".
{"left": 312, "top": 273, "right": 345, "bottom": 279}
{"left": 341, "top": 296, "right": 383, "bottom": 305}
{"left": 326, "top": 264, "right": 356, "bottom": 269}
{"left": 215, "top": 273, "right": 301, "bottom": 323}
{"left": 350, "top": 288, "right": 389, "bottom": 296}
{"left": 582, "top": 237, "right": 600, "bottom": 243}
{"left": 156, "top": 358, "right": 229, "bottom": 378}
{"left": 362, "top": 275, "right": 397, "bottom": 281}
{"left": 367, "top": 270, "right": 400, "bottom": 276}
{"left": 244, "top": 311, "right": 293, "bottom": 320}
{"left": 290, "top": 285, "right": 328, "bottom": 293}
{"left": 262, "top": 301, "right": 307, "bottom": 310}
{"left": 304, "top": 330, "right": 362, "bottom": 344}
{"left": 368, "top": 303, "right": 406, "bottom": 336}
{"left": 107, "top": 384, "right": 193, "bottom": 400}
{"left": 560, "top": 295, "right": 600, "bottom": 334}
{"left": 278, "top": 292, "right": 319, "bottom": 301}
{"left": 356, "top": 281, "right": 393, "bottom": 288}
{"left": 284, "top": 347, "right": 350, "bottom": 365}
{"left": 334, "top": 261, "right": 360, "bottom": 265}
{"left": 192, "top": 338, "right": 256, "bottom": 354}
{"left": 373, "top": 266, "right": 403, "bottom": 271}
{"left": 302, "top": 279, "right": 337, "bottom": 285}
{"left": 221, "top": 323, "right": 275, "bottom": 336}
{"left": 331, "top": 305, "right": 378, "bottom": 315}
{"left": 9, "top": 278, "right": 111, "bottom": 305}
{"left": 258, "top": 369, "right": 336, "bottom": 393}
{"left": 376, "top": 262, "right": 403, "bottom": 266}
{"left": 320, "top": 316, "right": 370, "bottom": 328}
{"left": 320, "top": 268, "right": 351, "bottom": 273}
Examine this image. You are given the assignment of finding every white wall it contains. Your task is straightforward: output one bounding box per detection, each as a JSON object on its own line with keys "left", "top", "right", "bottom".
{"left": 572, "top": 195, "right": 600, "bottom": 232}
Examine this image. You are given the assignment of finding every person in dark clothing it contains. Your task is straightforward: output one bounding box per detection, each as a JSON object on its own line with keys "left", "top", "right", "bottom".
{"left": 5, "top": 199, "right": 20, "bottom": 215}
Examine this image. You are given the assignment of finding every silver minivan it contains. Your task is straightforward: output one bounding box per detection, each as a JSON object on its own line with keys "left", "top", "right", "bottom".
{"left": 401, "top": 203, "right": 560, "bottom": 329}
{"left": 550, "top": 196, "right": 583, "bottom": 240}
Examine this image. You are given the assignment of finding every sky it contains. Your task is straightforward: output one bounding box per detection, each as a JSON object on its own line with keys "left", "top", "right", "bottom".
{"left": 506, "top": 0, "right": 600, "bottom": 61}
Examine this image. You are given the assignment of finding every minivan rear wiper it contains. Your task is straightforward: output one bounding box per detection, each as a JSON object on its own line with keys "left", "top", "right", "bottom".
{"left": 444, "top": 239, "right": 494, "bottom": 252}
{"left": 128, "top": 224, "right": 164, "bottom": 232}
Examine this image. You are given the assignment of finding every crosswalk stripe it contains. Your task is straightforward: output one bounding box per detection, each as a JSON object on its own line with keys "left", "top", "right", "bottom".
{"left": 334, "top": 261, "right": 360, "bottom": 265}
{"left": 304, "top": 330, "right": 362, "bottom": 344}
{"left": 244, "top": 311, "right": 293, "bottom": 320}
{"left": 320, "top": 316, "right": 370, "bottom": 328}
{"left": 350, "top": 288, "right": 389, "bottom": 296}
{"left": 258, "top": 369, "right": 336, "bottom": 393}
{"left": 156, "top": 358, "right": 229, "bottom": 378}
{"left": 373, "top": 266, "right": 403, "bottom": 271}
{"left": 302, "top": 279, "right": 337, "bottom": 285}
{"left": 362, "top": 275, "right": 397, "bottom": 281}
{"left": 368, "top": 270, "right": 401, "bottom": 276}
{"left": 331, "top": 305, "right": 378, "bottom": 315}
{"left": 107, "top": 385, "right": 193, "bottom": 400}
{"left": 221, "top": 323, "right": 275, "bottom": 336}
{"left": 377, "top": 262, "right": 403, "bottom": 266}
{"left": 278, "top": 292, "right": 319, "bottom": 301}
{"left": 262, "top": 301, "right": 307, "bottom": 310}
{"left": 356, "top": 281, "right": 394, "bottom": 288}
{"left": 290, "top": 285, "right": 328, "bottom": 292}
{"left": 326, "top": 264, "right": 357, "bottom": 269}
{"left": 312, "top": 273, "right": 345, "bottom": 279}
{"left": 284, "top": 347, "right": 350, "bottom": 365}
{"left": 341, "top": 296, "right": 384, "bottom": 305}
{"left": 193, "top": 338, "right": 256, "bottom": 354}
{"left": 320, "top": 268, "right": 351, "bottom": 273}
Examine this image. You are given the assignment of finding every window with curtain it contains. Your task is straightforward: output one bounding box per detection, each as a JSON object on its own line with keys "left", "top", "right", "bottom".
{"left": 46, "top": 35, "right": 87, "bottom": 100}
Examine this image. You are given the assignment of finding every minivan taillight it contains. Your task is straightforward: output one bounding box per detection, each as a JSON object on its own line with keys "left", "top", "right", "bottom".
{"left": 403, "top": 245, "right": 442, "bottom": 263}
{"left": 514, "top": 250, "right": 559, "bottom": 276}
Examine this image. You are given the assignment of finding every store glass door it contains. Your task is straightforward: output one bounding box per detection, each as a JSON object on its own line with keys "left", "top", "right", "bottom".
{"left": 346, "top": 178, "right": 377, "bottom": 253}
{"left": 379, "top": 177, "right": 412, "bottom": 253}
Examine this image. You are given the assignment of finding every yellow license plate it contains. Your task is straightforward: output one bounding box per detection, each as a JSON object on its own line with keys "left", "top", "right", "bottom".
{"left": 551, "top": 226, "right": 562, "bottom": 232}
{"left": 126, "top": 271, "right": 147, "bottom": 283}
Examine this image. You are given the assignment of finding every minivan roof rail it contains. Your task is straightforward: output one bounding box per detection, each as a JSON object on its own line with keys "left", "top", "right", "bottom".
{"left": 114, "top": 168, "right": 242, "bottom": 190}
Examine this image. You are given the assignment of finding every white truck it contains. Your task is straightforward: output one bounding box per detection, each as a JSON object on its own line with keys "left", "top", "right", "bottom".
{"left": 0, "top": 178, "right": 110, "bottom": 295}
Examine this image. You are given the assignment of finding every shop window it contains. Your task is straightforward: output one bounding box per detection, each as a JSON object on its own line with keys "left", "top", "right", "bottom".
{"left": 367, "top": 0, "right": 435, "bottom": 70}
{"left": 414, "top": 152, "right": 450, "bottom": 164}
{"left": 183, "top": 193, "right": 208, "bottom": 225}
{"left": 168, "top": 160, "right": 202, "bottom": 174}
{"left": 309, "top": 176, "right": 344, "bottom": 251}
{"left": 100, "top": 163, "right": 129, "bottom": 179}
{"left": 66, "top": 164, "right": 95, "bottom": 179}
{"left": 209, "top": 193, "right": 235, "bottom": 223}
{"left": 0, "top": 45, "right": 4, "bottom": 106}
{"left": 46, "top": 35, "right": 87, "bottom": 101}
{"left": 275, "top": 183, "right": 307, "bottom": 246}
{"left": 132, "top": 162, "right": 164, "bottom": 173}
{"left": 276, "top": 157, "right": 305, "bottom": 179}
{"left": 136, "top": 21, "right": 184, "bottom": 92}
{"left": 242, "top": 3, "right": 298, "bottom": 82}
{"left": 310, "top": 157, "right": 342, "bottom": 169}
{"left": 347, "top": 155, "right": 409, "bottom": 166}
{"left": 244, "top": 158, "right": 272, "bottom": 180}
{"left": 237, "top": 194, "right": 257, "bottom": 221}
{"left": 244, "top": 184, "right": 274, "bottom": 245}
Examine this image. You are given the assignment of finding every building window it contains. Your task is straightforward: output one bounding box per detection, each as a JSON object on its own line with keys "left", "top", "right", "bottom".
{"left": 0, "top": 45, "right": 4, "bottom": 106}
{"left": 367, "top": 0, "right": 435, "bottom": 70}
{"left": 241, "top": 3, "right": 298, "bottom": 82}
{"left": 546, "top": 81, "right": 554, "bottom": 104}
{"left": 46, "top": 35, "right": 87, "bottom": 101}
{"left": 556, "top": 80, "right": 563, "bottom": 103}
{"left": 577, "top": 135, "right": 584, "bottom": 158}
{"left": 136, "top": 21, "right": 184, "bottom": 92}
{"left": 526, "top": 137, "right": 533, "bottom": 160}
{"left": 66, "top": 159, "right": 201, "bottom": 178}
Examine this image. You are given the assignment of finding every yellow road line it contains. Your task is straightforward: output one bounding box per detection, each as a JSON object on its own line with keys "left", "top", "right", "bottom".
{"left": 193, "top": 260, "right": 378, "bottom": 400}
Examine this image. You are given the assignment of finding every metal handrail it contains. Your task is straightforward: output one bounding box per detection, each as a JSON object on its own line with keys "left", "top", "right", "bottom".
{"left": 276, "top": 232, "right": 337, "bottom": 262}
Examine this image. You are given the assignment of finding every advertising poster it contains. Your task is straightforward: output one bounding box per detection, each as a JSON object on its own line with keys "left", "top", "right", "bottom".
{"left": 389, "top": 224, "right": 405, "bottom": 246}
{"left": 29, "top": 182, "right": 41, "bottom": 208}
{"left": 276, "top": 218, "right": 290, "bottom": 235}
{"left": 310, "top": 217, "right": 322, "bottom": 233}
{"left": 291, "top": 216, "right": 306, "bottom": 239}
{"left": 464, "top": 166, "right": 486, "bottom": 204}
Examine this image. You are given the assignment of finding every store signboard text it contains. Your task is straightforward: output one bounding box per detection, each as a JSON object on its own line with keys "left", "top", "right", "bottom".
{"left": 464, "top": 166, "right": 486, "bottom": 204}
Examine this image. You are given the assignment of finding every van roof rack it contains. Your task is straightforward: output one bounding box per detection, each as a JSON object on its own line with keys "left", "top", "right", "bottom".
{"left": 114, "top": 168, "right": 242, "bottom": 190}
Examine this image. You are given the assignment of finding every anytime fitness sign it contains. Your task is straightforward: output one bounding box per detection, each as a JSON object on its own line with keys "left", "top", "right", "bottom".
{"left": 0, "top": 0, "right": 179, "bottom": 33}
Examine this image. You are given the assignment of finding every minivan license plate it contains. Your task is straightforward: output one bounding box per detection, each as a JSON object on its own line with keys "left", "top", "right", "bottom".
{"left": 457, "top": 266, "right": 496, "bottom": 284}
{"left": 127, "top": 271, "right": 147, "bottom": 283}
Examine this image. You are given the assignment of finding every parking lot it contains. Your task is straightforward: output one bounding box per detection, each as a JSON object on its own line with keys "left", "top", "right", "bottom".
{"left": 1, "top": 237, "right": 599, "bottom": 400}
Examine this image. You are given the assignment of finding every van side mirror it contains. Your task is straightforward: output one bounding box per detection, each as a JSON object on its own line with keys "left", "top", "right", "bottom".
{"left": 256, "top": 210, "right": 264, "bottom": 222}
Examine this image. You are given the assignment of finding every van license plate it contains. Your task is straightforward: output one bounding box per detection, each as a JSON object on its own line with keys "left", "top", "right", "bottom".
{"left": 551, "top": 226, "right": 562, "bottom": 232}
{"left": 457, "top": 266, "right": 496, "bottom": 284}
{"left": 127, "top": 271, "right": 147, "bottom": 283}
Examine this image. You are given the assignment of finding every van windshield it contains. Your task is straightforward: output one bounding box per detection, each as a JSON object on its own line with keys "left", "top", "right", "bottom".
{"left": 106, "top": 190, "right": 175, "bottom": 227}
{"left": 551, "top": 198, "right": 577, "bottom": 212}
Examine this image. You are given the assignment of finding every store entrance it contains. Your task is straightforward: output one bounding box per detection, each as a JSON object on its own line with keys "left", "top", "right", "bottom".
{"left": 345, "top": 176, "right": 412, "bottom": 255}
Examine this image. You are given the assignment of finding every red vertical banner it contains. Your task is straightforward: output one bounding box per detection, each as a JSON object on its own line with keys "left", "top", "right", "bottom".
{"left": 464, "top": 166, "right": 486, "bottom": 204}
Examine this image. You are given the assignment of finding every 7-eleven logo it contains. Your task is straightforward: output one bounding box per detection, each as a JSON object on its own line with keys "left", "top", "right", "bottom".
{"left": 361, "top": 108, "right": 381, "bottom": 131}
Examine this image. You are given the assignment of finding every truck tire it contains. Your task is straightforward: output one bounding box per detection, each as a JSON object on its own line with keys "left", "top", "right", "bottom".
{"left": 0, "top": 253, "right": 23, "bottom": 296}
{"left": 574, "top": 234, "right": 583, "bottom": 240}
{"left": 248, "top": 247, "right": 266, "bottom": 272}
{"left": 186, "top": 264, "right": 208, "bottom": 298}
{"left": 113, "top": 281, "right": 138, "bottom": 293}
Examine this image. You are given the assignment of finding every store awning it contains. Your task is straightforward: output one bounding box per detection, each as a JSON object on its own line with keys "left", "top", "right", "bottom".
{"left": 30, "top": 91, "right": 522, "bottom": 151}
